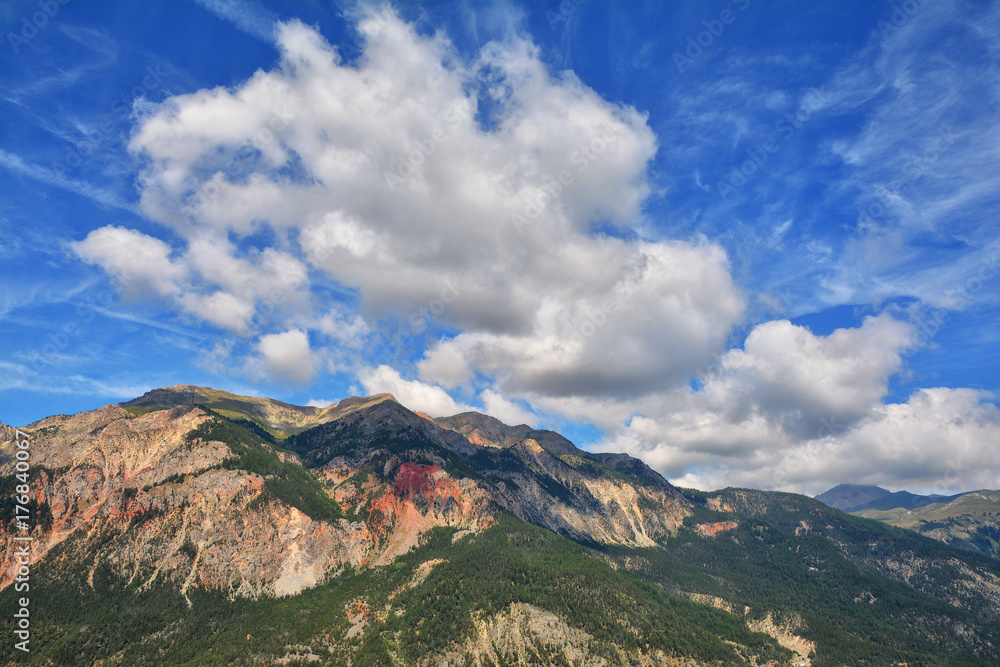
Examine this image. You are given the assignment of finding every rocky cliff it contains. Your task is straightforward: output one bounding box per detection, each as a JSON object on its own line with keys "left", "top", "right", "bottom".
{"left": 3, "top": 387, "right": 1000, "bottom": 666}
{"left": 0, "top": 387, "right": 690, "bottom": 600}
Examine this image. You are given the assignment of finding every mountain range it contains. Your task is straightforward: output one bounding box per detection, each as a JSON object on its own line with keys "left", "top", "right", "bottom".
{"left": 816, "top": 484, "right": 1000, "bottom": 561}
{"left": 814, "top": 483, "right": 968, "bottom": 513}
{"left": 3, "top": 385, "right": 1000, "bottom": 665}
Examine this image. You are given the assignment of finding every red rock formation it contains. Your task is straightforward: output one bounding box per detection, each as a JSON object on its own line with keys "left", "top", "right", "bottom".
{"left": 694, "top": 521, "right": 739, "bottom": 537}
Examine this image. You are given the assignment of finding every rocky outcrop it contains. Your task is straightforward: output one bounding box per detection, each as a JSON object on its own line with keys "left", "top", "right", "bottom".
{"left": 694, "top": 521, "right": 738, "bottom": 537}
{"left": 423, "top": 602, "right": 731, "bottom": 667}
{"left": 122, "top": 385, "right": 400, "bottom": 436}
{"left": 326, "top": 455, "right": 497, "bottom": 566}
{"left": 0, "top": 404, "right": 383, "bottom": 597}
{"left": 0, "top": 387, "right": 690, "bottom": 601}
{"left": 434, "top": 412, "right": 583, "bottom": 456}
{"left": 481, "top": 439, "right": 687, "bottom": 547}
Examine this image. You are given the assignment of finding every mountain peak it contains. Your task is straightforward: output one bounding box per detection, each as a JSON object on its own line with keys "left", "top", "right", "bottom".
{"left": 814, "top": 484, "right": 891, "bottom": 511}
{"left": 433, "top": 411, "right": 583, "bottom": 457}
{"left": 122, "top": 386, "right": 403, "bottom": 437}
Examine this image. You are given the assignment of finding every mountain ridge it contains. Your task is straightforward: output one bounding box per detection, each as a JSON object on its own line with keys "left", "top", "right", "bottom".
{"left": 815, "top": 482, "right": 974, "bottom": 511}
{"left": 4, "top": 387, "right": 1000, "bottom": 665}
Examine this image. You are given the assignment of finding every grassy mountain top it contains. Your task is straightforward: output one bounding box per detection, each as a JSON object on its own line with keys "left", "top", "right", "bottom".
{"left": 815, "top": 482, "right": 969, "bottom": 512}
{"left": 121, "top": 385, "right": 399, "bottom": 438}
{"left": 855, "top": 489, "right": 1000, "bottom": 559}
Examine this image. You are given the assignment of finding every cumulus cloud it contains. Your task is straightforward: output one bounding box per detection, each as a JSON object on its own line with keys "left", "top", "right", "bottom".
{"left": 71, "top": 226, "right": 184, "bottom": 299}
{"left": 479, "top": 389, "right": 538, "bottom": 427}
{"left": 816, "top": 388, "right": 1000, "bottom": 493}
{"left": 95, "top": 8, "right": 745, "bottom": 396}
{"left": 668, "top": 387, "right": 1000, "bottom": 496}
{"left": 581, "top": 314, "right": 1000, "bottom": 495}
{"left": 255, "top": 329, "right": 317, "bottom": 384}
{"left": 66, "top": 6, "right": 996, "bottom": 494}
{"left": 306, "top": 398, "right": 335, "bottom": 408}
{"left": 418, "top": 240, "right": 744, "bottom": 398}
{"left": 358, "top": 365, "right": 473, "bottom": 417}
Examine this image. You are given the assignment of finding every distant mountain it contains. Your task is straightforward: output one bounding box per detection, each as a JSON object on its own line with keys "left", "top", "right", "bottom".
{"left": 854, "top": 490, "right": 1000, "bottom": 559}
{"left": 814, "top": 483, "right": 892, "bottom": 510}
{"left": 815, "top": 483, "right": 967, "bottom": 512}
{"left": 4, "top": 387, "right": 1000, "bottom": 664}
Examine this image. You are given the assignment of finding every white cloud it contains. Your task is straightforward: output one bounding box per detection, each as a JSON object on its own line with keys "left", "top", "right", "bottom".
{"left": 71, "top": 225, "right": 184, "bottom": 299}
{"left": 418, "top": 240, "right": 744, "bottom": 398}
{"left": 479, "top": 389, "right": 537, "bottom": 427}
{"left": 817, "top": 388, "right": 1000, "bottom": 494}
{"left": 64, "top": 5, "right": 999, "bottom": 496}
{"left": 585, "top": 315, "right": 929, "bottom": 492}
{"left": 122, "top": 10, "right": 676, "bottom": 338}
{"left": 316, "top": 305, "right": 371, "bottom": 348}
{"left": 358, "top": 365, "right": 473, "bottom": 417}
{"left": 306, "top": 398, "right": 335, "bottom": 408}
{"left": 181, "top": 291, "right": 255, "bottom": 333}
{"left": 255, "top": 329, "right": 317, "bottom": 385}
{"left": 110, "top": 9, "right": 747, "bottom": 398}
{"left": 671, "top": 387, "right": 1000, "bottom": 496}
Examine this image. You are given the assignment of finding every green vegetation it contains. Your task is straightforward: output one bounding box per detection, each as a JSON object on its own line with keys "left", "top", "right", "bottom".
{"left": 854, "top": 490, "right": 1000, "bottom": 559}
{"left": 383, "top": 518, "right": 789, "bottom": 664}
{"left": 9, "top": 398, "right": 1000, "bottom": 665}
{"left": 186, "top": 411, "right": 342, "bottom": 523}
{"left": 626, "top": 487, "right": 1000, "bottom": 666}
{"left": 0, "top": 467, "right": 55, "bottom": 533}
{"left": 122, "top": 386, "right": 324, "bottom": 437}
{"left": 0, "top": 516, "right": 791, "bottom": 666}
{"left": 122, "top": 404, "right": 163, "bottom": 417}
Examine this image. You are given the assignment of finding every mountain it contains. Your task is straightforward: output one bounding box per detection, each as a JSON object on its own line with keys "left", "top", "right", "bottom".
{"left": 815, "top": 483, "right": 967, "bottom": 512}
{"left": 814, "top": 483, "right": 892, "bottom": 510}
{"left": 3, "top": 386, "right": 1000, "bottom": 665}
{"left": 854, "top": 490, "right": 1000, "bottom": 559}
{"left": 433, "top": 411, "right": 583, "bottom": 456}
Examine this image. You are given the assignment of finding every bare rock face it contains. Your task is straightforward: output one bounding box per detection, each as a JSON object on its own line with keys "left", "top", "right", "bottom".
{"left": 0, "top": 404, "right": 230, "bottom": 590}
{"left": 423, "top": 602, "right": 715, "bottom": 667}
{"left": 0, "top": 399, "right": 503, "bottom": 598}
{"left": 0, "top": 387, "right": 691, "bottom": 600}
{"left": 425, "top": 603, "right": 597, "bottom": 666}
{"left": 434, "top": 412, "right": 583, "bottom": 456}
{"left": 325, "top": 454, "right": 498, "bottom": 567}
{"left": 480, "top": 440, "right": 688, "bottom": 547}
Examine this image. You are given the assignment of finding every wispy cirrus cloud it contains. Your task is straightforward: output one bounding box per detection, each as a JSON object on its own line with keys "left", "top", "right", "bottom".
{"left": 192, "top": 0, "right": 278, "bottom": 42}
{"left": 0, "top": 150, "right": 139, "bottom": 213}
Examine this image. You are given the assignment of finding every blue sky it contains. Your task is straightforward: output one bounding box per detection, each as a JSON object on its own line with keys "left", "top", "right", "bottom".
{"left": 2, "top": 0, "right": 998, "bottom": 494}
